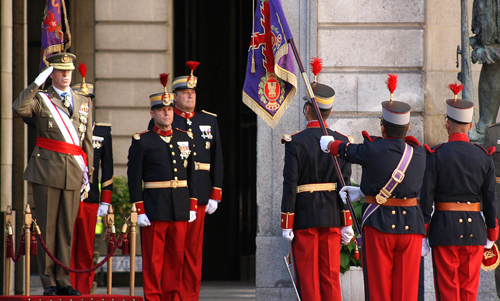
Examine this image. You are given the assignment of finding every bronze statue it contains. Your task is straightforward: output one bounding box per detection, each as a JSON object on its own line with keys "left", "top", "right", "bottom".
{"left": 470, "top": 0, "right": 500, "bottom": 140}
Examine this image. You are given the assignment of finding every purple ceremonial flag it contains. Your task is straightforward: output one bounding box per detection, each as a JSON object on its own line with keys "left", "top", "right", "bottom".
{"left": 39, "top": 0, "right": 71, "bottom": 72}
{"left": 242, "top": 0, "right": 297, "bottom": 128}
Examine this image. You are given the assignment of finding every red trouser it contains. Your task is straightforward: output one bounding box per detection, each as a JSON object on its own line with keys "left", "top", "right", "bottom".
{"left": 70, "top": 201, "right": 98, "bottom": 294}
{"left": 141, "top": 220, "right": 188, "bottom": 301}
{"left": 180, "top": 204, "right": 206, "bottom": 301}
{"left": 362, "top": 225, "right": 423, "bottom": 301}
{"left": 292, "top": 227, "right": 342, "bottom": 301}
{"left": 432, "top": 245, "right": 483, "bottom": 301}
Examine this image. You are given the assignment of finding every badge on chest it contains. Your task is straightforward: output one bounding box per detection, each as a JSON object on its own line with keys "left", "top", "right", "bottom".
{"left": 199, "top": 125, "right": 212, "bottom": 139}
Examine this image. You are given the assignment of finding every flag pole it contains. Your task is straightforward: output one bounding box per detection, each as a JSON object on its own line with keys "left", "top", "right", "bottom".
{"left": 288, "top": 38, "right": 362, "bottom": 245}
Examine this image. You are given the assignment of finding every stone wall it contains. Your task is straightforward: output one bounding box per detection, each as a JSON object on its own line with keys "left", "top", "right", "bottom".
{"left": 93, "top": 0, "right": 174, "bottom": 176}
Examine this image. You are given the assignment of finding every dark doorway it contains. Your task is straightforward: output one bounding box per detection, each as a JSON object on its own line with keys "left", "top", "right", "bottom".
{"left": 174, "top": 1, "right": 257, "bottom": 281}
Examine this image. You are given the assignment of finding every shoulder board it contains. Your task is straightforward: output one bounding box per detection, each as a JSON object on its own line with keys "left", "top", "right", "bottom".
{"left": 424, "top": 143, "right": 444, "bottom": 154}
{"left": 405, "top": 136, "right": 420, "bottom": 146}
{"left": 74, "top": 90, "right": 85, "bottom": 95}
{"left": 201, "top": 110, "right": 217, "bottom": 117}
{"left": 281, "top": 131, "right": 301, "bottom": 144}
{"left": 362, "top": 131, "right": 381, "bottom": 142}
{"left": 133, "top": 130, "right": 149, "bottom": 140}
{"left": 95, "top": 122, "right": 111, "bottom": 127}
{"left": 334, "top": 131, "right": 354, "bottom": 143}
{"left": 475, "top": 143, "right": 495, "bottom": 155}
{"left": 175, "top": 128, "right": 188, "bottom": 133}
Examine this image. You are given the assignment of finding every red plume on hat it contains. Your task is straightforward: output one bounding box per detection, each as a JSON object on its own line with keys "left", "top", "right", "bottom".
{"left": 78, "top": 63, "right": 89, "bottom": 95}
{"left": 310, "top": 57, "right": 323, "bottom": 83}
{"left": 160, "top": 73, "right": 169, "bottom": 93}
{"left": 186, "top": 61, "right": 200, "bottom": 83}
{"left": 159, "top": 73, "right": 171, "bottom": 104}
{"left": 448, "top": 82, "right": 464, "bottom": 101}
{"left": 386, "top": 74, "right": 398, "bottom": 101}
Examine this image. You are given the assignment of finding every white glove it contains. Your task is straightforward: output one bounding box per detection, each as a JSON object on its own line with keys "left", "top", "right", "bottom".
{"left": 282, "top": 229, "right": 294, "bottom": 242}
{"left": 205, "top": 199, "right": 219, "bottom": 214}
{"left": 96, "top": 203, "right": 110, "bottom": 217}
{"left": 421, "top": 238, "right": 430, "bottom": 257}
{"left": 34, "top": 66, "right": 54, "bottom": 86}
{"left": 320, "top": 136, "right": 335, "bottom": 153}
{"left": 339, "top": 186, "right": 364, "bottom": 204}
{"left": 485, "top": 238, "right": 495, "bottom": 249}
{"left": 189, "top": 210, "right": 197, "bottom": 223}
{"left": 341, "top": 226, "right": 355, "bottom": 245}
{"left": 137, "top": 214, "right": 151, "bottom": 227}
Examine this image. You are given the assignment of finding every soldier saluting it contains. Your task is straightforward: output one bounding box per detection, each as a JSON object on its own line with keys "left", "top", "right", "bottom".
{"left": 12, "top": 53, "right": 93, "bottom": 296}
{"left": 420, "top": 83, "right": 499, "bottom": 300}
{"left": 320, "top": 74, "right": 426, "bottom": 301}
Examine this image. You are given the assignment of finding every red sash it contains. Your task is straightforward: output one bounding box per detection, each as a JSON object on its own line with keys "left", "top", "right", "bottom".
{"left": 36, "top": 137, "right": 87, "bottom": 166}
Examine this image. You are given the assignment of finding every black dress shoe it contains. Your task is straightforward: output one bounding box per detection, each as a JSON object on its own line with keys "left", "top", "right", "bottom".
{"left": 43, "top": 286, "right": 58, "bottom": 296}
{"left": 58, "top": 286, "right": 81, "bottom": 296}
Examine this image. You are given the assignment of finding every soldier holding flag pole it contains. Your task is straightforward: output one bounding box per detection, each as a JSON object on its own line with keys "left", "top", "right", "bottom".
{"left": 321, "top": 74, "right": 426, "bottom": 301}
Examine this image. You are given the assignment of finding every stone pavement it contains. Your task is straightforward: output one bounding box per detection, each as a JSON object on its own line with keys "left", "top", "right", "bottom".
{"left": 28, "top": 276, "right": 256, "bottom": 301}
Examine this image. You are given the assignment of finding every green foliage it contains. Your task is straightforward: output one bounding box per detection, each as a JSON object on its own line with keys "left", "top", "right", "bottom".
{"left": 340, "top": 181, "right": 364, "bottom": 274}
{"left": 110, "top": 176, "right": 131, "bottom": 234}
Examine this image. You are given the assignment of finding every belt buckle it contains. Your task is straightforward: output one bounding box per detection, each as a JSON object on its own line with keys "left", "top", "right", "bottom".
{"left": 171, "top": 179, "right": 178, "bottom": 189}
{"left": 392, "top": 169, "right": 405, "bottom": 183}
{"left": 376, "top": 194, "right": 387, "bottom": 204}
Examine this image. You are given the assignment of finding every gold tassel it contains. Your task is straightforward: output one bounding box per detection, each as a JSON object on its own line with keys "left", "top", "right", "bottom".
{"left": 251, "top": 52, "right": 256, "bottom": 73}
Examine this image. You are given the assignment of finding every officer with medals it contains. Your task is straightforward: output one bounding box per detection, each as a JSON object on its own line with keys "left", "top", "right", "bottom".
{"left": 12, "top": 53, "right": 93, "bottom": 296}
{"left": 280, "top": 57, "right": 353, "bottom": 301}
{"left": 169, "top": 61, "right": 223, "bottom": 300}
{"left": 420, "top": 83, "right": 499, "bottom": 301}
{"left": 320, "top": 74, "right": 426, "bottom": 301}
{"left": 69, "top": 64, "right": 114, "bottom": 294}
{"left": 127, "top": 74, "right": 198, "bottom": 301}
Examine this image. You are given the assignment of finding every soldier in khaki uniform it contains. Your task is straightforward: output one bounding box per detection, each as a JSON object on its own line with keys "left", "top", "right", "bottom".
{"left": 12, "top": 53, "right": 93, "bottom": 296}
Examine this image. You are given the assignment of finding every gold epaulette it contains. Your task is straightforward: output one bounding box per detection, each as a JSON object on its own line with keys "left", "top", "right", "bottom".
{"left": 281, "top": 131, "right": 301, "bottom": 144}
{"left": 201, "top": 110, "right": 217, "bottom": 117}
{"left": 95, "top": 122, "right": 112, "bottom": 127}
{"left": 133, "top": 130, "right": 149, "bottom": 140}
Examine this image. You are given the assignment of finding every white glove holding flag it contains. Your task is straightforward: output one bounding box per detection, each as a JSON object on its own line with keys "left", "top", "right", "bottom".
{"left": 282, "top": 229, "right": 294, "bottom": 242}
{"left": 205, "top": 199, "right": 219, "bottom": 214}
{"left": 34, "top": 66, "right": 54, "bottom": 86}
{"left": 339, "top": 186, "right": 365, "bottom": 204}
{"left": 341, "top": 226, "right": 355, "bottom": 245}
{"left": 320, "top": 136, "right": 334, "bottom": 153}
{"left": 485, "top": 238, "right": 495, "bottom": 249}
{"left": 189, "top": 210, "right": 197, "bottom": 223}
{"left": 421, "top": 238, "right": 430, "bottom": 256}
{"left": 97, "top": 203, "right": 110, "bottom": 217}
{"left": 137, "top": 214, "right": 151, "bottom": 227}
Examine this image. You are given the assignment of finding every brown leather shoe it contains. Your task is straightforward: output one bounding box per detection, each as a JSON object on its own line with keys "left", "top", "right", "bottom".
{"left": 58, "top": 286, "right": 81, "bottom": 296}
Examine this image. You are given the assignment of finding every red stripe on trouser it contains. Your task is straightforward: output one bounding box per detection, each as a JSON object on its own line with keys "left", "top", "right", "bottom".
{"left": 362, "top": 226, "right": 423, "bottom": 301}
{"left": 432, "top": 245, "right": 483, "bottom": 301}
{"left": 141, "top": 220, "right": 188, "bottom": 301}
{"left": 180, "top": 204, "right": 206, "bottom": 301}
{"left": 292, "top": 227, "right": 342, "bottom": 301}
{"left": 70, "top": 201, "right": 98, "bottom": 294}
